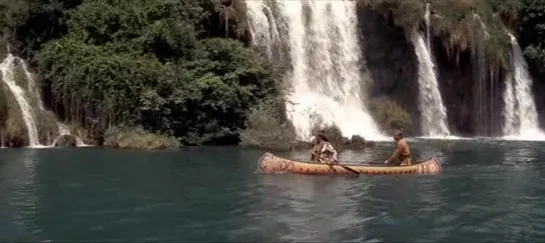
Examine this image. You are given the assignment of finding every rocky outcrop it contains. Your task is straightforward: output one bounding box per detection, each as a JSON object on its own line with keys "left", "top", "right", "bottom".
{"left": 54, "top": 134, "right": 78, "bottom": 147}
{"left": 357, "top": 2, "right": 511, "bottom": 137}
{"left": 357, "top": 5, "right": 420, "bottom": 135}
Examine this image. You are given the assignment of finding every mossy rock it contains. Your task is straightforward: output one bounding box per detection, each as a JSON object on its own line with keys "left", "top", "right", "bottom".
{"left": 0, "top": 74, "right": 34, "bottom": 147}
{"left": 36, "top": 110, "right": 60, "bottom": 145}
{"left": 369, "top": 97, "right": 413, "bottom": 134}
{"left": 4, "top": 118, "right": 28, "bottom": 147}
{"left": 104, "top": 125, "right": 180, "bottom": 150}
{"left": 342, "top": 135, "right": 376, "bottom": 149}
{"left": 67, "top": 124, "right": 96, "bottom": 145}
{"left": 54, "top": 134, "right": 78, "bottom": 147}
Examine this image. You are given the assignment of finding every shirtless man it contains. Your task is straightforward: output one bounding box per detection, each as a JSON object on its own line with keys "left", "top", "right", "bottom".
{"left": 384, "top": 131, "right": 411, "bottom": 166}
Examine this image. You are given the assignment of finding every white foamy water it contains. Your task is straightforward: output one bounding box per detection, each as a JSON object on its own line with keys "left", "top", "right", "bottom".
{"left": 245, "top": 0, "right": 282, "bottom": 57}
{"left": 0, "top": 54, "right": 40, "bottom": 147}
{"left": 50, "top": 122, "right": 88, "bottom": 147}
{"left": 424, "top": 3, "right": 431, "bottom": 48}
{"left": 245, "top": 0, "right": 385, "bottom": 141}
{"left": 15, "top": 57, "right": 44, "bottom": 110}
{"left": 411, "top": 32, "right": 450, "bottom": 137}
{"left": 502, "top": 34, "right": 545, "bottom": 141}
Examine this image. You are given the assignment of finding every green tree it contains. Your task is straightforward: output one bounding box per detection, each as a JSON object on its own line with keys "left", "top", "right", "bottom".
{"left": 33, "top": 0, "right": 281, "bottom": 146}
{"left": 516, "top": 0, "right": 545, "bottom": 72}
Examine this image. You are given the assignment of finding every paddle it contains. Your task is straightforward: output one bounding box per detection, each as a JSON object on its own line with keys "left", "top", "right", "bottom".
{"left": 312, "top": 152, "right": 360, "bottom": 175}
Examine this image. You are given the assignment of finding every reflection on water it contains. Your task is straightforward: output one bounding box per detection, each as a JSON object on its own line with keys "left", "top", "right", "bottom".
{"left": 244, "top": 140, "right": 545, "bottom": 241}
{"left": 0, "top": 141, "right": 545, "bottom": 241}
{"left": 0, "top": 148, "right": 39, "bottom": 241}
{"left": 504, "top": 147, "right": 536, "bottom": 164}
{"left": 253, "top": 175, "right": 364, "bottom": 241}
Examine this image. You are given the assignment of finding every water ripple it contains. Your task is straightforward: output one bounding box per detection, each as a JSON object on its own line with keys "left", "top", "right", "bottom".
{"left": 1, "top": 142, "right": 545, "bottom": 241}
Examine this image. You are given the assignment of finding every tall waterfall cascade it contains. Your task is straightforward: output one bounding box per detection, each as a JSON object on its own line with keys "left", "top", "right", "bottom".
{"left": 0, "top": 54, "right": 41, "bottom": 147}
{"left": 502, "top": 34, "right": 545, "bottom": 140}
{"left": 0, "top": 52, "right": 87, "bottom": 147}
{"left": 412, "top": 33, "right": 450, "bottom": 137}
{"left": 245, "top": 0, "right": 386, "bottom": 141}
{"left": 413, "top": 3, "right": 451, "bottom": 137}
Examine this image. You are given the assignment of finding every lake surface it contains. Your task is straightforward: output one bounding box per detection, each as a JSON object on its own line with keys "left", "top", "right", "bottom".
{"left": 1, "top": 139, "right": 545, "bottom": 241}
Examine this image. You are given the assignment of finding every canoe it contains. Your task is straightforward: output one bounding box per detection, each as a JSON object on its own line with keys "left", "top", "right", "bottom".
{"left": 257, "top": 152, "right": 442, "bottom": 175}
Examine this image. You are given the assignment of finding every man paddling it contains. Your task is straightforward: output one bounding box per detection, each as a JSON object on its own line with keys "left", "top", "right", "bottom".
{"left": 384, "top": 130, "right": 412, "bottom": 166}
{"left": 311, "top": 132, "right": 339, "bottom": 164}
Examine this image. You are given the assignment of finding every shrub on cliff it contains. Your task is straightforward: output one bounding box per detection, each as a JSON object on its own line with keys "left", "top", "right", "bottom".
{"left": 513, "top": 1, "right": 545, "bottom": 71}
{"left": 36, "top": 109, "right": 60, "bottom": 146}
{"left": 369, "top": 97, "right": 412, "bottom": 133}
{"left": 360, "top": 0, "right": 512, "bottom": 68}
{"left": 359, "top": 0, "right": 424, "bottom": 32}
{"left": 239, "top": 99, "right": 304, "bottom": 151}
{"left": 104, "top": 125, "right": 180, "bottom": 150}
{"left": 54, "top": 134, "right": 78, "bottom": 147}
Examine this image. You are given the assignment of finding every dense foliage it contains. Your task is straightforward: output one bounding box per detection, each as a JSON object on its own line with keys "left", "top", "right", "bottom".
{"left": 515, "top": 0, "right": 545, "bottom": 73}
{"left": 0, "top": 0, "right": 281, "bottom": 146}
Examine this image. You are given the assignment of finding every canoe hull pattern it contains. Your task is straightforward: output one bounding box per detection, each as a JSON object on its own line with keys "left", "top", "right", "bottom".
{"left": 257, "top": 152, "right": 442, "bottom": 175}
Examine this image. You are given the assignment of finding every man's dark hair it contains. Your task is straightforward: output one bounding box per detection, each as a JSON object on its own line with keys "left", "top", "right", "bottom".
{"left": 317, "top": 132, "right": 329, "bottom": 142}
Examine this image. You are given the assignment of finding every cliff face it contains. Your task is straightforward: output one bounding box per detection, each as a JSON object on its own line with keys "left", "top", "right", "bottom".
{"left": 528, "top": 60, "right": 545, "bottom": 130}
{"left": 357, "top": 4, "right": 481, "bottom": 136}
{"left": 431, "top": 40, "right": 475, "bottom": 136}
{"left": 356, "top": 1, "right": 529, "bottom": 137}
{"left": 357, "top": 6, "right": 420, "bottom": 135}
{"left": 432, "top": 39, "right": 506, "bottom": 137}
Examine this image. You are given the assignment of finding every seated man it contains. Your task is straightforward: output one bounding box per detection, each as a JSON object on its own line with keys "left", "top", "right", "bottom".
{"left": 384, "top": 130, "right": 412, "bottom": 166}
{"left": 310, "top": 132, "right": 339, "bottom": 164}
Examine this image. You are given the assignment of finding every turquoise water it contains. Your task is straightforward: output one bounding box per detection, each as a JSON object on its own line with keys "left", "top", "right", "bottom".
{"left": 0, "top": 139, "right": 544, "bottom": 241}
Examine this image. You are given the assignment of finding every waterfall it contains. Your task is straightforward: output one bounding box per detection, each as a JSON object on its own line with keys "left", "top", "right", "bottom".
{"left": 502, "top": 34, "right": 545, "bottom": 139}
{"left": 16, "top": 58, "right": 44, "bottom": 110}
{"left": 58, "top": 122, "right": 70, "bottom": 136}
{"left": 412, "top": 32, "right": 450, "bottom": 137}
{"left": 503, "top": 68, "right": 516, "bottom": 134}
{"left": 0, "top": 54, "right": 41, "bottom": 147}
{"left": 424, "top": 3, "right": 431, "bottom": 49}
{"left": 0, "top": 52, "right": 88, "bottom": 147}
{"left": 415, "top": 3, "right": 450, "bottom": 137}
{"left": 245, "top": 0, "right": 385, "bottom": 141}
{"left": 245, "top": 0, "right": 284, "bottom": 60}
